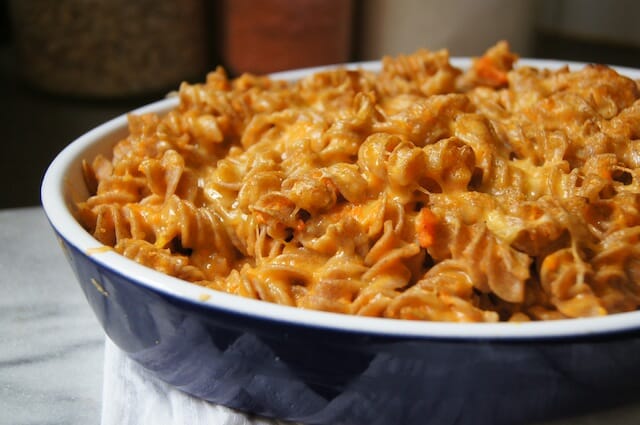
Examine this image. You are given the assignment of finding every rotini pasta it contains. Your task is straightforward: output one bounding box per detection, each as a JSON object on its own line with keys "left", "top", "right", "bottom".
{"left": 77, "top": 41, "right": 640, "bottom": 322}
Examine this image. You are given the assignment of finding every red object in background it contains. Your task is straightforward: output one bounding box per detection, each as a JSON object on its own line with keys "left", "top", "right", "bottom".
{"left": 222, "top": 0, "right": 354, "bottom": 75}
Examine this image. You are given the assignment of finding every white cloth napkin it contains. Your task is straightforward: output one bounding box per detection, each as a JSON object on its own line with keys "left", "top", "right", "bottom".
{"left": 101, "top": 337, "right": 640, "bottom": 425}
{"left": 101, "top": 338, "right": 290, "bottom": 425}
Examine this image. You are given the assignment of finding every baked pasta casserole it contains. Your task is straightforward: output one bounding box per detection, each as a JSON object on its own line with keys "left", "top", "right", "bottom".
{"left": 77, "top": 42, "right": 640, "bottom": 322}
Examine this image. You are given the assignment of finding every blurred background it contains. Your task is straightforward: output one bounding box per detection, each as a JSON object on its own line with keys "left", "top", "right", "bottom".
{"left": 3, "top": 0, "right": 640, "bottom": 208}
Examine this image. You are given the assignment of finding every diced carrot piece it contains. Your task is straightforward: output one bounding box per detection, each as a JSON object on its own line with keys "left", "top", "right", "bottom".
{"left": 416, "top": 208, "right": 438, "bottom": 248}
{"left": 475, "top": 56, "right": 509, "bottom": 86}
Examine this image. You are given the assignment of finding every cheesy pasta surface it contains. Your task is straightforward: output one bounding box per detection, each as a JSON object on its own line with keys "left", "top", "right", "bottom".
{"left": 78, "top": 42, "right": 640, "bottom": 322}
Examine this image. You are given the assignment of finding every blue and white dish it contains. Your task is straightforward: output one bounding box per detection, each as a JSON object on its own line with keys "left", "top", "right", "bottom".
{"left": 42, "top": 59, "right": 640, "bottom": 425}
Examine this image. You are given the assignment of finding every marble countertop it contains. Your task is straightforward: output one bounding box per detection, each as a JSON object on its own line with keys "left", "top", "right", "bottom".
{"left": 0, "top": 207, "right": 104, "bottom": 425}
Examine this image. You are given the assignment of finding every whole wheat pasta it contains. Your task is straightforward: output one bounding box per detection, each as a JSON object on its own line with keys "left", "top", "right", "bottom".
{"left": 77, "top": 42, "right": 640, "bottom": 322}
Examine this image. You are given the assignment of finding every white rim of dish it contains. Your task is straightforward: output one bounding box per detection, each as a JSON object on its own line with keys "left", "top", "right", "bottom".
{"left": 42, "top": 58, "right": 640, "bottom": 340}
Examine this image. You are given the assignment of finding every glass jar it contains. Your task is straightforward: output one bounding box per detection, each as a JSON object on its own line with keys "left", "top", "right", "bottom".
{"left": 9, "top": 0, "right": 210, "bottom": 98}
